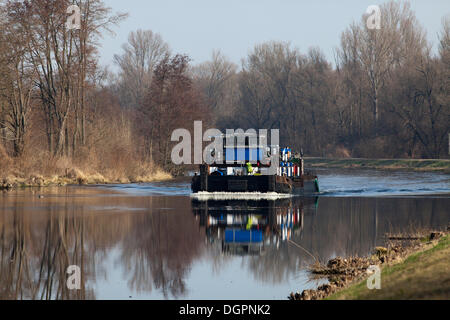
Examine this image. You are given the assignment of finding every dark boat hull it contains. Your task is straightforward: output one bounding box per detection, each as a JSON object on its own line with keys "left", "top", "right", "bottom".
{"left": 191, "top": 174, "right": 318, "bottom": 195}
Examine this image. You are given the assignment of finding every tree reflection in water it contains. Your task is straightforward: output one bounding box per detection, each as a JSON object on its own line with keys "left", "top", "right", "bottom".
{"left": 0, "top": 187, "right": 448, "bottom": 299}
{"left": 0, "top": 189, "right": 205, "bottom": 300}
{"left": 0, "top": 192, "right": 97, "bottom": 300}
{"left": 119, "top": 197, "right": 205, "bottom": 298}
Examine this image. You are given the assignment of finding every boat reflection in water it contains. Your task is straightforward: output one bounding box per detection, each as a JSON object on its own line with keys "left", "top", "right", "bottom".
{"left": 192, "top": 198, "right": 318, "bottom": 256}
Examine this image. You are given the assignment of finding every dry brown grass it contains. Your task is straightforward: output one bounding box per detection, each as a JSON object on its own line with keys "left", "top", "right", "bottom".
{"left": 0, "top": 144, "right": 12, "bottom": 171}
{"left": 0, "top": 150, "right": 172, "bottom": 189}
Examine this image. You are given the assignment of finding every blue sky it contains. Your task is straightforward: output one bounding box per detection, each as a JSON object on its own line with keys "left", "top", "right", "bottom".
{"left": 99, "top": 0, "right": 450, "bottom": 68}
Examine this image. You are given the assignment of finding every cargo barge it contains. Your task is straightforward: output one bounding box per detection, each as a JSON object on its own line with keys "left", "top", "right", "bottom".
{"left": 191, "top": 133, "right": 319, "bottom": 195}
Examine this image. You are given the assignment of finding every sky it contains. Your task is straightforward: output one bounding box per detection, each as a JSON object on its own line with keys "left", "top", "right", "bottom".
{"left": 99, "top": 0, "right": 450, "bottom": 69}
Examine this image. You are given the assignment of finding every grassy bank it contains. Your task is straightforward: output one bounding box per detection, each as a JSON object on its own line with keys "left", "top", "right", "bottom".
{"left": 290, "top": 231, "right": 449, "bottom": 301}
{"left": 0, "top": 169, "right": 172, "bottom": 190}
{"left": 328, "top": 235, "right": 450, "bottom": 300}
{"left": 1, "top": 169, "right": 172, "bottom": 190}
{"left": 306, "top": 158, "right": 450, "bottom": 172}
{"left": 0, "top": 155, "right": 172, "bottom": 190}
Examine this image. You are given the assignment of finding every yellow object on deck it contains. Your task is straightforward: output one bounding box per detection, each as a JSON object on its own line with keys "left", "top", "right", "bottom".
{"left": 246, "top": 162, "right": 253, "bottom": 175}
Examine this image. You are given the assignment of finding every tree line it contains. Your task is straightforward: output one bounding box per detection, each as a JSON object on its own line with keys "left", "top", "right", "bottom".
{"left": 192, "top": 2, "right": 449, "bottom": 159}
{"left": 0, "top": 0, "right": 448, "bottom": 180}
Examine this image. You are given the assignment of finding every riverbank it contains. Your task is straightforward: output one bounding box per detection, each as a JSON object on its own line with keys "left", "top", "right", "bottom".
{"left": 329, "top": 233, "right": 450, "bottom": 300}
{"left": 290, "top": 230, "right": 450, "bottom": 300}
{"left": 0, "top": 167, "right": 172, "bottom": 190}
{"left": 306, "top": 158, "right": 450, "bottom": 173}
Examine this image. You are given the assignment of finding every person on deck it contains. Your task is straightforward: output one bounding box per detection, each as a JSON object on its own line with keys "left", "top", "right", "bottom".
{"left": 246, "top": 162, "right": 254, "bottom": 176}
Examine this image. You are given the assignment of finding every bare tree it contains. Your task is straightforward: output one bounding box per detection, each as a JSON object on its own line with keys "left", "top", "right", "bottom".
{"left": 339, "top": 2, "right": 425, "bottom": 136}
{"left": 114, "top": 29, "right": 170, "bottom": 110}
{"left": 388, "top": 32, "right": 449, "bottom": 158}
{"left": 0, "top": 14, "right": 34, "bottom": 157}
{"left": 5, "top": 0, "right": 125, "bottom": 157}
{"left": 191, "top": 50, "right": 239, "bottom": 123}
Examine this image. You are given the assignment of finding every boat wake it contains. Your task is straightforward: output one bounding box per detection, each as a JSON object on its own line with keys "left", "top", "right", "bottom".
{"left": 316, "top": 169, "right": 450, "bottom": 197}
{"left": 190, "top": 192, "right": 293, "bottom": 201}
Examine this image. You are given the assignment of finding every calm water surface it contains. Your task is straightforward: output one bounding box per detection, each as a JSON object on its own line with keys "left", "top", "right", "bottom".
{"left": 0, "top": 169, "right": 449, "bottom": 300}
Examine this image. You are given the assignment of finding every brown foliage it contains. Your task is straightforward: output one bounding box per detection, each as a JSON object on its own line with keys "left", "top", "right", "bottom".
{"left": 139, "top": 54, "right": 210, "bottom": 172}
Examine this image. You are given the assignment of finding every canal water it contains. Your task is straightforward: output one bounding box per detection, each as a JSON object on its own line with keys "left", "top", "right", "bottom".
{"left": 0, "top": 169, "right": 448, "bottom": 300}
